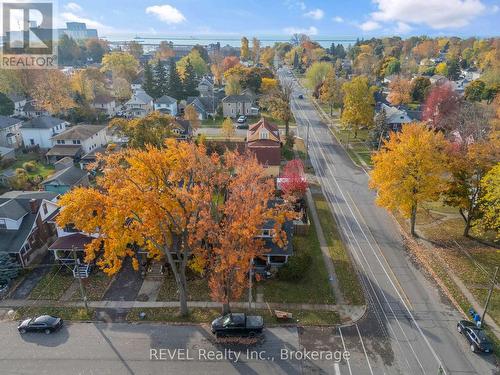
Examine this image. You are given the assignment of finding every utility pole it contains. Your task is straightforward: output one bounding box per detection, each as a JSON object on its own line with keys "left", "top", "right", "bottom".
{"left": 72, "top": 246, "right": 89, "bottom": 313}
{"left": 305, "top": 115, "right": 310, "bottom": 156}
{"left": 481, "top": 266, "right": 499, "bottom": 325}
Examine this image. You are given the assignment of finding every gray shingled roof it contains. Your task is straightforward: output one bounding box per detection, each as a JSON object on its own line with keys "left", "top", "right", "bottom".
{"left": 222, "top": 94, "right": 253, "bottom": 103}
{"left": 0, "top": 199, "right": 27, "bottom": 221}
{"left": 155, "top": 95, "right": 177, "bottom": 105}
{"left": 0, "top": 115, "right": 22, "bottom": 130}
{"left": 42, "top": 166, "right": 87, "bottom": 187}
{"left": 52, "top": 124, "right": 106, "bottom": 141}
{"left": 22, "top": 116, "right": 66, "bottom": 129}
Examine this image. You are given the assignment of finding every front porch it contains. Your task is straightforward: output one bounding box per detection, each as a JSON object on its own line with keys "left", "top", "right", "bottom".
{"left": 49, "top": 233, "right": 94, "bottom": 278}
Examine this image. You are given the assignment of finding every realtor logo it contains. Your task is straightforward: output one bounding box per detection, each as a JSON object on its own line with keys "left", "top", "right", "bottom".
{"left": 1, "top": 1, "right": 57, "bottom": 68}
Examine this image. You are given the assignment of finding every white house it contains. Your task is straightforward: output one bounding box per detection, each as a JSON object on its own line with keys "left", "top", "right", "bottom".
{"left": 7, "top": 93, "right": 27, "bottom": 116}
{"left": 20, "top": 116, "right": 68, "bottom": 149}
{"left": 125, "top": 90, "right": 153, "bottom": 118}
{"left": 92, "top": 95, "right": 117, "bottom": 117}
{"left": 51, "top": 124, "right": 108, "bottom": 154}
{"left": 154, "top": 95, "right": 178, "bottom": 115}
{"left": 197, "top": 77, "right": 214, "bottom": 97}
{"left": 0, "top": 115, "right": 23, "bottom": 148}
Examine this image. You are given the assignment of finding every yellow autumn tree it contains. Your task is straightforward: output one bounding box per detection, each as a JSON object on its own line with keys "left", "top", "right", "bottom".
{"left": 184, "top": 105, "right": 201, "bottom": 133}
{"left": 220, "top": 117, "right": 235, "bottom": 140}
{"left": 369, "top": 123, "right": 449, "bottom": 236}
{"left": 387, "top": 76, "right": 412, "bottom": 106}
{"left": 473, "top": 163, "right": 500, "bottom": 240}
{"left": 341, "top": 76, "right": 376, "bottom": 138}
{"left": 31, "top": 70, "right": 75, "bottom": 114}
{"left": 261, "top": 77, "right": 278, "bottom": 94}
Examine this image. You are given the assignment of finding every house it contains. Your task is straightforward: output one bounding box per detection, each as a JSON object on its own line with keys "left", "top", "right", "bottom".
{"left": 429, "top": 75, "right": 448, "bottom": 85}
{"left": 222, "top": 94, "right": 258, "bottom": 118}
{"left": 0, "top": 115, "right": 23, "bottom": 148}
{"left": 462, "top": 69, "right": 481, "bottom": 81}
{"left": 186, "top": 96, "right": 220, "bottom": 120}
{"left": 253, "top": 200, "right": 294, "bottom": 270}
{"left": 92, "top": 95, "right": 117, "bottom": 117}
{"left": 0, "top": 191, "right": 59, "bottom": 267}
{"left": 47, "top": 124, "right": 108, "bottom": 163}
{"left": 378, "top": 103, "right": 412, "bottom": 132}
{"left": 171, "top": 118, "right": 193, "bottom": 140}
{"left": 197, "top": 76, "right": 214, "bottom": 97}
{"left": 20, "top": 116, "right": 69, "bottom": 149}
{"left": 0, "top": 146, "right": 15, "bottom": 161}
{"left": 41, "top": 157, "right": 89, "bottom": 194}
{"left": 21, "top": 100, "right": 49, "bottom": 118}
{"left": 131, "top": 78, "right": 143, "bottom": 92}
{"left": 0, "top": 168, "right": 15, "bottom": 187}
{"left": 7, "top": 93, "right": 27, "bottom": 116}
{"left": 48, "top": 232, "right": 95, "bottom": 278}
{"left": 246, "top": 117, "right": 281, "bottom": 176}
{"left": 154, "top": 95, "right": 178, "bottom": 115}
{"left": 124, "top": 90, "right": 154, "bottom": 118}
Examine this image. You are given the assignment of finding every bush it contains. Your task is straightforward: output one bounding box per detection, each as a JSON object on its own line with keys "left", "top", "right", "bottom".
{"left": 277, "top": 251, "right": 312, "bottom": 281}
{"left": 22, "top": 161, "right": 37, "bottom": 172}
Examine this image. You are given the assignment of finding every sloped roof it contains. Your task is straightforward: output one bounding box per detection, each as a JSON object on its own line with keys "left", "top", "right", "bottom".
{"left": 0, "top": 115, "right": 22, "bottom": 129}
{"left": 247, "top": 117, "right": 280, "bottom": 143}
{"left": 156, "top": 95, "right": 177, "bottom": 105}
{"left": 52, "top": 124, "right": 106, "bottom": 141}
{"left": 22, "top": 116, "right": 66, "bottom": 129}
{"left": 7, "top": 93, "right": 26, "bottom": 103}
{"left": 93, "top": 94, "right": 115, "bottom": 104}
{"left": 42, "top": 165, "right": 87, "bottom": 187}
{"left": 49, "top": 233, "right": 93, "bottom": 251}
{"left": 380, "top": 104, "right": 412, "bottom": 125}
{"left": 45, "top": 145, "right": 82, "bottom": 157}
{"left": 222, "top": 94, "right": 253, "bottom": 103}
{"left": 0, "top": 199, "right": 27, "bottom": 220}
{"left": 126, "top": 90, "right": 153, "bottom": 105}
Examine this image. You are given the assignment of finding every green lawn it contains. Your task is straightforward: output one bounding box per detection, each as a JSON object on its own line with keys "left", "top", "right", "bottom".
{"left": 127, "top": 307, "right": 340, "bottom": 325}
{"left": 312, "top": 191, "right": 365, "bottom": 305}
{"left": 201, "top": 115, "right": 224, "bottom": 127}
{"left": 15, "top": 307, "right": 94, "bottom": 321}
{"left": 29, "top": 267, "right": 74, "bottom": 301}
{"left": 260, "top": 210, "right": 335, "bottom": 305}
{"left": 71, "top": 271, "right": 112, "bottom": 301}
{"left": 4, "top": 152, "right": 55, "bottom": 179}
{"left": 158, "top": 275, "right": 212, "bottom": 301}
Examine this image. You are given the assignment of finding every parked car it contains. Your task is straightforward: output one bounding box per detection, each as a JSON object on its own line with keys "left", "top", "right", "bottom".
{"left": 237, "top": 115, "right": 247, "bottom": 124}
{"left": 457, "top": 320, "right": 493, "bottom": 353}
{"left": 18, "top": 315, "right": 63, "bottom": 334}
{"left": 211, "top": 313, "right": 264, "bottom": 337}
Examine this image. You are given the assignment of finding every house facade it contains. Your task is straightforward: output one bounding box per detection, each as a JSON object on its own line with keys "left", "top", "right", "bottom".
{"left": 125, "top": 90, "right": 154, "bottom": 118}
{"left": 20, "top": 116, "right": 69, "bottom": 149}
{"left": 154, "top": 95, "right": 178, "bottom": 115}
{"left": 222, "top": 94, "right": 257, "bottom": 118}
{"left": 0, "top": 115, "right": 23, "bottom": 148}
{"left": 7, "top": 93, "right": 27, "bottom": 116}
{"left": 42, "top": 157, "right": 89, "bottom": 194}
{"left": 378, "top": 103, "right": 412, "bottom": 132}
{"left": 92, "top": 95, "right": 117, "bottom": 117}
{"left": 246, "top": 117, "right": 281, "bottom": 176}
{"left": 197, "top": 77, "right": 214, "bottom": 97}
{"left": 0, "top": 191, "right": 59, "bottom": 267}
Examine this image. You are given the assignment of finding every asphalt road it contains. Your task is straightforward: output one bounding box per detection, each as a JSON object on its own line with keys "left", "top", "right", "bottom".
{"left": 0, "top": 321, "right": 316, "bottom": 375}
{"left": 279, "top": 67, "right": 498, "bottom": 375}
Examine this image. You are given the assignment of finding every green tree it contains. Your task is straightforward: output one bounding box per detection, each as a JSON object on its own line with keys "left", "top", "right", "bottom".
{"left": 153, "top": 59, "right": 168, "bottom": 98}
{"left": 167, "top": 59, "right": 183, "bottom": 99}
{"left": 143, "top": 63, "right": 156, "bottom": 98}
{"left": 241, "top": 37, "right": 250, "bottom": 61}
{"left": 0, "top": 253, "right": 19, "bottom": 283}
{"left": 464, "top": 79, "right": 486, "bottom": 102}
{"left": 411, "top": 76, "right": 431, "bottom": 102}
{"left": 305, "top": 62, "right": 334, "bottom": 94}
{"left": 182, "top": 59, "right": 199, "bottom": 98}
{"left": 86, "top": 38, "right": 107, "bottom": 63}
{"left": 177, "top": 50, "right": 208, "bottom": 78}
{"left": 319, "top": 69, "right": 344, "bottom": 116}
{"left": 263, "top": 80, "right": 293, "bottom": 137}
{"left": 447, "top": 58, "right": 461, "bottom": 80}
{"left": 0, "top": 93, "right": 14, "bottom": 115}
{"left": 58, "top": 34, "right": 81, "bottom": 65}
{"left": 221, "top": 117, "right": 235, "bottom": 140}
{"left": 341, "top": 76, "right": 376, "bottom": 138}
{"left": 126, "top": 41, "right": 143, "bottom": 59}
{"left": 101, "top": 52, "right": 139, "bottom": 82}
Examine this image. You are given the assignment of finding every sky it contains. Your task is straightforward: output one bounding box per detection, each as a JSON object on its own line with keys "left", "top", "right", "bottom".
{"left": 54, "top": 0, "right": 500, "bottom": 39}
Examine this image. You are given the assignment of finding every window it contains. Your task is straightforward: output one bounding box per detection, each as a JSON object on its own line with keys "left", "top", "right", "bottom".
{"left": 0, "top": 219, "right": 6, "bottom": 229}
{"left": 260, "top": 130, "right": 269, "bottom": 140}
{"left": 57, "top": 140, "right": 65, "bottom": 145}
{"left": 72, "top": 140, "right": 81, "bottom": 145}
{"left": 259, "top": 229, "right": 272, "bottom": 237}
{"left": 30, "top": 139, "right": 35, "bottom": 145}
{"left": 42, "top": 203, "right": 48, "bottom": 215}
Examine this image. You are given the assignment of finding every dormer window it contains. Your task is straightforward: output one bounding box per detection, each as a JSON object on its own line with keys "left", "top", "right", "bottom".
{"left": 260, "top": 130, "right": 269, "bottom": 140}
{"left": 260, "top": 229, "right": 272, "bottom": 237}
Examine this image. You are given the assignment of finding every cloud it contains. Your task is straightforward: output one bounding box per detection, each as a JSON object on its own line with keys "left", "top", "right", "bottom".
{"left": 285, "top": 1, "right": 306, "bottom": 10}
{"left": 332, "top": 16, "right": 344, "bottom": 23}
{"left": 304, "top": 8, "right": 324, "bottom": 20}
{"left": 64, "top": 2, "right": 82, "bottom": 12}
{"left": 370, "top": 0, "right": 486, "bottom": 29}
{"left": 493, "top": 5, "right": 499, "bottom": 13}
{"left": 145, "top": 4, "right": 186, "bottom": 24}
{"left": 395, "top": 21, "right": 412, "bottom": 33}
{"left": 60, "top": 12, "right": 114, "bottom": 33}
{"left": 283, "top": 26, "right": 318, "bottom": 35}
{"left": 359, "top": 20, "right": 381, "bottom": 31}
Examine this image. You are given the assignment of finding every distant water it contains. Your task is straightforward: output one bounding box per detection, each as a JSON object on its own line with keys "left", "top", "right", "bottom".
{"left": 103, "top": 34, "right": 357, "bottom": 48}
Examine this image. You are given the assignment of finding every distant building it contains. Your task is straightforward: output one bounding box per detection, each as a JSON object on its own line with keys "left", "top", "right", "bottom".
{"left": 125, "top": 90, "right": 154, "bottom": 118}
{"left": 246, "top": 117, "right": 281, "bottom": 177}
{"left": 0, "top": 116, "right": 23, "bottom": 148}
{"left": 92, "top": 95, "right": 117, "bottom": 117}
{"left": 154, "top": 95, "right": 178, "bottom": 115}
{"left": 20, "top": 116, "right": 69, "bottom": 149}
{"left": 378, "top": 103, "right": 412, "bottom": 132}
{"left": 222, "top": 94, "right": 258, "bottom": 118}
{"left": 42, "top": 158, "right": 89, "bottom": 195}
{"left": 60, "top": 22, "right": 98, "bottom": 40}
{"left": 6, "top": 22, "right": 97, "bottom": 45}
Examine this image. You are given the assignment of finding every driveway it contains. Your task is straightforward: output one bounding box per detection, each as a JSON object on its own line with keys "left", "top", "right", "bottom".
{"left": 10, "top": 253, "right": 53, "bottom": 300}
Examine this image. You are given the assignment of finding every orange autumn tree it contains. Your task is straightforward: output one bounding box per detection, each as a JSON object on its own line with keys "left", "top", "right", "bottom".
{"left": 200, "top": 152, "right": 293, "bottom": 314}
{"left": 57, "top": 139, "right": 228, "bottom": 316}
{"left": 387, "top": 76, "right": 412, "bottom": 106}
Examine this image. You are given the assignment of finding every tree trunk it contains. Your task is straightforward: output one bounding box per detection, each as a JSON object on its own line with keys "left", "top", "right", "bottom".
{"left": 178, "top": 270, "right": 189, "bottom": 317}
{"left": 222, "top": 302, "right": 231, "bottom": 315}
{"left": 285, "top": 120, "right": 289, "bottom": 138}
{"left": 330, "top": 103, "right": 333, "bottom": 117}
{"left": 410, "top": 205, "right": 417, "bottom": 237}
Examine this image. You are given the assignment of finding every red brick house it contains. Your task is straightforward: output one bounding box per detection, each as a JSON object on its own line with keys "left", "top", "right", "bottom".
{"left": 246, "top": 117, "right": 281, "bottom": 176}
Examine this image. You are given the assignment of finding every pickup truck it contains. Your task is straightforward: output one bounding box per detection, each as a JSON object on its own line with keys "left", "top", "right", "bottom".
{"left": 211, "top": 313, "right": 264, "bottom": 337}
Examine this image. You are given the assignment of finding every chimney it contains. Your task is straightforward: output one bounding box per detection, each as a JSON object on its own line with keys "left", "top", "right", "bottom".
{"left": 29, "top": 199, "right": 39, "bottom": 214}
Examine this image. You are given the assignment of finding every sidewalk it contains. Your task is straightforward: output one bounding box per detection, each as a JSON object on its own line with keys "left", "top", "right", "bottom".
{"left": 0, "top": 298, "right": 365, "bottom": 323}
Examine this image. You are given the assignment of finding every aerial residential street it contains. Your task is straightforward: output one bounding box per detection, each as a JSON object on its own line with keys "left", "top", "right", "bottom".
{"left": 280, "top": 67, "right": 498, "bottom": 375}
